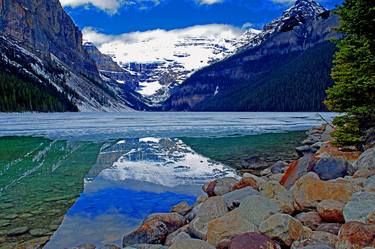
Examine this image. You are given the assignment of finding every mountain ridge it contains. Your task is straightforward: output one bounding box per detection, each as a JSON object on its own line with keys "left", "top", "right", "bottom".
{"left": 162, "top": 0, "right": 341, "bottom": 111}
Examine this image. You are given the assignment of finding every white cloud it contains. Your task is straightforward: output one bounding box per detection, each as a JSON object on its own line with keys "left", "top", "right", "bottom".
{"left": 82, "top": 25, "right": 245, "bottom": 96}
{"left": 197, "top": 0, "right": 223, "bottom": 4}
{"left": 60, "top": 0, "right": 160, "bottom": 13}
{"left": 271, "top": 0, "right": 295, "bottom": 3}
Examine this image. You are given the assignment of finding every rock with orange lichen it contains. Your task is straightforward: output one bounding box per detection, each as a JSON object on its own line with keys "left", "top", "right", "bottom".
{"left": 232, "top": 177, "right": 258, "bottom": 191}
{"left": 122, "top": 220, "right": 168, "bottom": 246}
{"left": 316, "top": 143, "right": 361, "bottom": 162}
{"left": 260, "top": 181, "right": 294, "bottom": 215}
{"left": 336, "top": 222, "right": 375, "bottom": 249}
{"left": 122, "top": 213, "right": 186, "bottom": 247}
{"left": 291, "top": 173, "right": 360, "bottom": 211}
{"left": 317, "top": 200, "right": 345, "bottom": 223}
{"left": 207, "top": 210, "right": 257, "bottom": 247}
{"left": 280, "top": 154, "right": 316, "bottom": 190}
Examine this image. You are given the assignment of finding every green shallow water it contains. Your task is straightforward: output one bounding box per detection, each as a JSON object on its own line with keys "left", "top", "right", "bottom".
{"left": 181, "top": 131, "right": 305, "bottom": 169}
{"left": 0, "top": 137, "right": 103, "bottom": 248}
{"left": 0, "top": 131, "right": 304, "bottom": 248}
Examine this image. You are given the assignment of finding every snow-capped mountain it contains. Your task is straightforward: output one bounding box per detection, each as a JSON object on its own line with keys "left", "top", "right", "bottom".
{"left": 163, "top": 0, "right": 340, "bottom": 111}
{"left": 83, "top": 25, "right": 260, "bottom": 105}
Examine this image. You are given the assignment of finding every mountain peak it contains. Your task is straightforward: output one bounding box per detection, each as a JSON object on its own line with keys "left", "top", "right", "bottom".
{"left": 264, "top": 0, "right": 327, "bottom": 33}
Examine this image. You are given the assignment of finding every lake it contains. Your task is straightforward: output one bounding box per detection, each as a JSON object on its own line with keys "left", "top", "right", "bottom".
{"left": 0, "top": 112, "right": 336, "bottom": 248}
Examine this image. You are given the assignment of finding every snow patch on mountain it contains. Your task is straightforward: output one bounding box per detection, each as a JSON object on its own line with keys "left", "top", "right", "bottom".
{"left": 83, "top": 25, "right": 260, "bottom": 104}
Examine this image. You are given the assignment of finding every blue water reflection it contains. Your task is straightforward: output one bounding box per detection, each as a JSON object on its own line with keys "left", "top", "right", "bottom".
{"left": 45, "top": 137, "right": 234, "bottom": 248}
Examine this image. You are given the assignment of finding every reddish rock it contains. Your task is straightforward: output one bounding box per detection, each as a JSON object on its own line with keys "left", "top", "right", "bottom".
{"left": 229, "top": 232, "right": 281, "bottom": 249}
{"left": 143, "top": 213, "right": 186, "bottom": 234}
{"left": 280, "top": 154, "right": 316, "bottom": 189}
{"left": 203, "top": 180, "right": 217, "bottom": 197}
{"left": 291, "top": 173, "right": 359, "bottom": 211}
{"left": 317, "top": 200, "right": 345, "bottom": 223}
{"left": 122, "top": 220, "right": 168, "bottom": 246}
{"left": 336, "top": 222, "right": 375, "bottom": 249}
{"left": 316, "top": 223, "right": 342, "bottom": 235}
{"left": 296, "top": 212, "right": 322, "bottom": 230}
{"left": 232, "top": 177, "right": 258, "bottom": 191}
{"left": 316, "top": 143, "right": 361, "bottom": 161}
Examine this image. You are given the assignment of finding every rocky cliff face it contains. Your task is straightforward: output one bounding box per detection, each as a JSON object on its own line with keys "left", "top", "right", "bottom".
{"left": 163, "top": 0, "right": 341, "bottom": 111}
{"left": 0, "top": 0, "right": 146, "bottom": 111}
{"left": 0, "top": 0, "right": 99, "bottom": 79}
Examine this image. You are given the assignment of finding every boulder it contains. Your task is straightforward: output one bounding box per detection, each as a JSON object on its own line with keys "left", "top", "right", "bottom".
{"left": 316, "top": 223, "right": 342, "bottom": 235}
{"left": 260, "top": 181, "right": 294, "bottom": 215}
{"left": 213, "top": 177, "right": 239, "bottom": 196}
{"left": 291, "top": 244, "right": 333, "bottom": 249}
{"left": 312, "top": 157, "right": 353, "bottom": 180}
{"left": 169, "top": 239, "right": 215, "bottom": 249}
{"left": 295, "top": 212, "right": 322, "bottom": 230}
{"left": 232, "top": 177, "right": 258, "bottom": 191}
{"left": 291, "top": 173, "right": 359, "bottom": 211}
{"left": 222, "top": 187, "right": 259, "bottom": 210}
{"left": 123, "top": 245, "right": 167, "bottom": 249}
{"left": 280, "top": 154, "right": 315, "bottom": 190}
{"left": 367, "top": 211, "right": 375, "bottom": 224}
{"left": 122, "top": 220, "right": 168, "bottom": 247}
{"left": 353, "top": 147, "right": 375, "bottom": 172}
{"left": 343, "top": 192, "right": 375, "bottom": 223}
{"left": 229, "top": 232, "right": 281, "bottom": 249}
{"left": 171, "top": 202, "right": 192, "bottom": 216}
{"left": 309, "top": 231, "right": 338, "bottom": 247}
{"left": 295, "top": 146, "right": 314, "bottom": 157}
{"left": 259, "top": 213, "right": 304, "bottom": 247}
{"left": 238, "top": 195, "right": 280, "bottom": 226}
{"left": 143, "top": 213, "right": 186, "bottom": 234}
{"left": 165, "top": 231, "right": 190, "bottom": 246}
{"left": 291, "top": 230, "right": 338, "bottom": 249}
{"left": 188, "top": 196, "right": 227, "bottom": 239}
{"left": 207, "top": 210, "right": 257, "bottom": 247}
{"left": 336, "top": 221, "right": 375, "bottom": 249}
{"left": 353, "top": 168, "right": 375, "bottom": 179}
{"left": 203, "top": 180, "right": 217, "bottom": 197}
{"left": 317, "top": 200, "right": 345, "bottom": 223}
{"left": 271, "top": 161, "right": 289, "bottom": 174}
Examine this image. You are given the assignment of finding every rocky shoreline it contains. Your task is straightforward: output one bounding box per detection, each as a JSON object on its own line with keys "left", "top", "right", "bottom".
{"left": 71, "top": 125, "right": 375, "bottom": 249}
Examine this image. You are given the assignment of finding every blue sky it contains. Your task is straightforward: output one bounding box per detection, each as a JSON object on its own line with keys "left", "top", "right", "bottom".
{"left": 61, "top": 0, "right": 343, "bottom": 35}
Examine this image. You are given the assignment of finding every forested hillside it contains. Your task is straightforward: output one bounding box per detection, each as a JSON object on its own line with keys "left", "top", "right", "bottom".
{"left": 193, "top": 42, "right": 337, "bottom": 111}
{"left": 0, "top": 67, "right": 78, "bottom": 112}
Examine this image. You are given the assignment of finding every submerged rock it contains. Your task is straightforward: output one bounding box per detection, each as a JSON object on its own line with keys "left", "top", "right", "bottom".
{"left": 316, "top": 223, "right": 342, "bottom": 235}
{"left": 240, "top": 156, "right": 269, "bottom": 173}
{"left": 6, "top": 226, "right": 29, "bottom": 236}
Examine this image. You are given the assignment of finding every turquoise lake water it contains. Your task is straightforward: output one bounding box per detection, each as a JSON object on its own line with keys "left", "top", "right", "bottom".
{"left": 0, "top": 112, "right": 336, "bottom": 248}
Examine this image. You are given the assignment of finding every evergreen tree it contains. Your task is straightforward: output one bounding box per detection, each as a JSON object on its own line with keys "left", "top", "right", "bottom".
{"left": 325, "top": 0, "right": 375, "bottom": 146}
